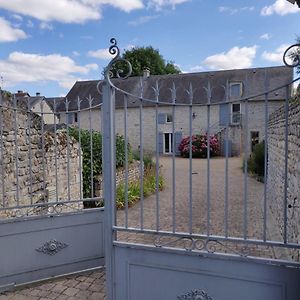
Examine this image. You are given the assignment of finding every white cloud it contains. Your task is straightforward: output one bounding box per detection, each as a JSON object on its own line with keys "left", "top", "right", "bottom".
{"left": 261, "top": 44, "right": 289, "bottom": 63}
{"left": 260, "top": 33, "right": 272, "bottom": 40}
{"left": 72, "top": 51, "right": 80, "bottom": 57}
{"left": 148, "top": 0, "right": 190, "bottom": 10}
{"left": 39, "top": 22, "right": 53, "bottom": 30}
{"left": 84, "top": 0, "right": 144, "bottom": 12}
{"left": 87, "top": 48, "right": 113, "bottom": 60}
{"left": 203, "top": 46, "right": 257, "bottom": 70}
{"left": 129, "top": 15, "right": 159, "bottom": 26}
{"left": 190, "top": 65, "right": 204, "bottom": 72}
{"left": 219, "top": 6, "right": 254, "bottom": 15}
{"left": 0, "top": 0, "right": 144, "bottom": 24}
{"left": 0, "top": 17, "right": 27, "bottom": 42}
{"left": 0, "top": 52, "right": 98, "bottom": 89}
{"left": 261, "top": 0, "right": 299, "bottom": 16}
{"left": 11, "top": 14, "right": 23, "bottom": 21}
{"left": 27, "top": 20, "right": 34, "bottom": 28}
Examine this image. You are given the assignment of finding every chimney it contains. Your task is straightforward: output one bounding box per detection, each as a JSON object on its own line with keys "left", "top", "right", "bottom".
{"left": 36, "top": 92, "right": 41, "bottom": 96}
{"left": 143, "top": 68, "right": 150, "bottom": 79}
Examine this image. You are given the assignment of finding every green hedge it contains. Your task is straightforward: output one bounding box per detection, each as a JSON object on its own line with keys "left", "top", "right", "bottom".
{"left": 68, "top": 127, "right": 132, "bottom": 199}
{"left": 247, "top": 140, "right": 265, "bottom": 181}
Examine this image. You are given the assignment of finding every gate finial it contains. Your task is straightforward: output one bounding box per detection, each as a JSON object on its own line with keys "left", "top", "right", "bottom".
{"left": 105, "top": 38, "right": 132, "bottom": 80}
{"left": 283, "top": 43, "right": 300, "bottom": 68}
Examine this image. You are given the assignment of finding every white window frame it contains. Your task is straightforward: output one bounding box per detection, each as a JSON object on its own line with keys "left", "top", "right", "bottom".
{"left": 229, "top": 81, "right": 243, "bottom": 98}
{"left": 231, "top": 103, "right": 241, "bottom": 125}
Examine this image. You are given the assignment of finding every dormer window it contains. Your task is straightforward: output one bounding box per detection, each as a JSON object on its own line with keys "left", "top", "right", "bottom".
{"left": 230, "top": 82, "right": 243, "bottom": 98}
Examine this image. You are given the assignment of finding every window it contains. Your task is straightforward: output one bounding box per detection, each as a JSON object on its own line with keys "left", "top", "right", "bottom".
{"left": 251, "top": 131, "right": 259, "bottom": 152}
{"left": 231, "top": 103, "right": 241, "bottom": 124}
{"left": 164, "top": 133, "right": 173, "bottom": 154}
{"left": 230, "top": 82, "right": 243, "bottom": 98}
{"left": 166, "top": 114, "right": 173, "bottom": 123}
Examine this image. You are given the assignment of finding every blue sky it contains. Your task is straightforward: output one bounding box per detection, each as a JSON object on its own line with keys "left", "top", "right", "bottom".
{"left": 0, "top": 0, "right": 299, "bottom": 97}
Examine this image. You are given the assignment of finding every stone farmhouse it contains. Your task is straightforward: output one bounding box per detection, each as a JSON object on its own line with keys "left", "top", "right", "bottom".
{"left": 55, "top": 66, "right": 292, "bottom": 156}
{"left": 15, "top": 91, "right": 60, "bottom": 124}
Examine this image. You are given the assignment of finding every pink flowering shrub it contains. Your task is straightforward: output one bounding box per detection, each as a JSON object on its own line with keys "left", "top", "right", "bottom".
{"left": 178, "top": 134, "right": 219, "bottom": 158}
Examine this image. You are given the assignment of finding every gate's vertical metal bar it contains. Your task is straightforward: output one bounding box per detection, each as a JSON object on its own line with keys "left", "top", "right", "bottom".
{"left": 224, "top": 81, "right": 229, "bottom": 238}
{"left": 41, "top": 102, "right": 46, "bottom": 200}
{"left": 65, "top": 100, "right": 71, "bottom": 201}
{"left": 139, "top": 80, "right": 144, "bottom": 230}
{"left": 263, "top": 71, "right": 269, "bottom": 242}
{"left": 13, "top": 95, "right": 20, "bottom": 206}
{"left": 283, "top": 85, "right": 289, "bottom": 244}
{"left": 77, "top": 97, "right": 83, "bottom": 200}
{"left": 188, "top": 84, "right": 193, "bottom": 234}
{"left": 171, "top": 83, "right": 176, "bottom": 233}
{"left": 206, "top": 82, "right": 211, "bottom": 236}
{"left": 89, "top": 97, "right": 94, "bottom": 199}
{"left": 0, "top": 90, "right": 4, "bottom": 207}
{"left": 102, "top": 81, "right": 116, "bottom": 300}
{"left": 53, "top": 99, "right": 59, "bottom": 202}
{"left": 124, "top": 95, "right": 129, "bottom": 228}
{"left": 154, "top": 82, "right": 160, "bottom": 231}
{"left": 243, "top": 97, "right": 249, "bottom": 240}
{"left": 27, "top": 99, "right": 33, "bottom": 205}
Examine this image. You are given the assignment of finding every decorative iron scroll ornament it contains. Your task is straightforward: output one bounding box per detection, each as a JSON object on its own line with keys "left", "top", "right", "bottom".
{"left": 177, "top": 289, "right": 214, "bottom": 300}
{"left": 154, "top": 236, "right": 249, "bottom": 257}
{"left": 105, "top": 38, "right": 132, "bottom": 80}
{"left": 36, "top": 239, "right": 68, "bottom": 256}
{"left": 283, "top": 43, "right": 300, "bottom": 68}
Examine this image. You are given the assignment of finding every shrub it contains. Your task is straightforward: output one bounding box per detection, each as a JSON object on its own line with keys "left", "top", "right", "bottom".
{"left": 247, "top": 140, "right": 265, "bottom": 179}
{"left": 68, "top": 127, "right": 132, "bottom": 200}
{"left": 115, "top": 166, "right": 164, "bottom": 209}
{"left": 178, "top": 134, "right": 219, "bottom": 158}
{"left": 132, "top": 151, "right": 154, "bottom": 169}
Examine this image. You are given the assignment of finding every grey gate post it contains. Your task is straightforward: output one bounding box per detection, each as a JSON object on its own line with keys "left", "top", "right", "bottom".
{"left": 102, "top": 80, "right": 116, "bottom": 300}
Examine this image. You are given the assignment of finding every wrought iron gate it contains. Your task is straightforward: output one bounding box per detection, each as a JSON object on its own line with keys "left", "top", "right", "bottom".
{"left": 102, "top": 40, "right": 300, "bottom": 300}
{"left": 0, "top": 86, "right": 105, "bottom": 291}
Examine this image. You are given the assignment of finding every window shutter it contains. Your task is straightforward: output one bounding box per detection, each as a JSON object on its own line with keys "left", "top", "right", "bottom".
{"left": 158, "top": 113, "right": 166, "bottom": 124}
{"left": 158, "top": 132, "right": 164, "bottom": 154}
{"left": 66, "top": 113, "right": 73, "bottom": 124}
{"left": 219, "top": 103, "right": 229, "bottom": 126}
{"left": 175, "top": 132, "right": 183, "bottom": 156}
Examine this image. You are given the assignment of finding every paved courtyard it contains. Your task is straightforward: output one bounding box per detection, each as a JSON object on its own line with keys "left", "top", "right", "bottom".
{"left": 1, "top": 157, "right": 279, "bottom": 299}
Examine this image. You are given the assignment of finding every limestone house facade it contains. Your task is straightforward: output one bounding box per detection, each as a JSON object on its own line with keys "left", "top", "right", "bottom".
{"left": 15, "top": 91, "right": 60, "bottom": 124}
{"left": 56, "top": 66, "right": 292, "bottom": 156}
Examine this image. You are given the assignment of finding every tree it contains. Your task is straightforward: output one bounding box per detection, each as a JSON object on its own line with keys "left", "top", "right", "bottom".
{"left": 111, "top": 46, "right": 181, "bottom": 77}
{"left": 287, "top": 37, "right": 300, "bottom": 74}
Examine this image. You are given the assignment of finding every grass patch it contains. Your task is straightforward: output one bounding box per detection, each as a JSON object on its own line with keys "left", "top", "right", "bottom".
{"left": 116, "top": 165, "right": 164, "bottom": 209}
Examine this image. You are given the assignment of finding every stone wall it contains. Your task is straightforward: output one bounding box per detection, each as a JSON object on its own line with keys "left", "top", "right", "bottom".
{"left": 0, "top": 93, "right": 82, "bottom": 217}
{"left": 94, "top": 161, "right": 141, "bottom": 198}
{"left": 267, "top": 97, "right": 300, "bottom": 260}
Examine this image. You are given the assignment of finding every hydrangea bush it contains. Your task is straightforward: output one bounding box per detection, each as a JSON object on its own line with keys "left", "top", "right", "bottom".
{"left": 178, "top": 134, "right": 219, "bottom": 158}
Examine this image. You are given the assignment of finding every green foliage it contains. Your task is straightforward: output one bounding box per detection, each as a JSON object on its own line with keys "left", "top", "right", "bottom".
{"left": 291, "top": 37, "right": 300, "bottom": 74}
{"left": 68, "top": 127, "right": 132, "bottom": 201}
{"left": 112, "top": 46, "right": 181, "bottom": 77}
{"left": 115, "top": 166, "right": 164, "bottom": 209}
{"left": 247, "top": 141, "right": 265, "bottom": 180}
{"left": 132, "top": 151, "right": 154, "bottom": 169}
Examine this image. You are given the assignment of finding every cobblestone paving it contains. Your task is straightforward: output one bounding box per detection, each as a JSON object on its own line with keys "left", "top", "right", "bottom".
{"left": 1, "top": 157, "right": 280, "bottom": 299}
{"left": 0, "top": 269, "right": 106, "bottom": 300}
